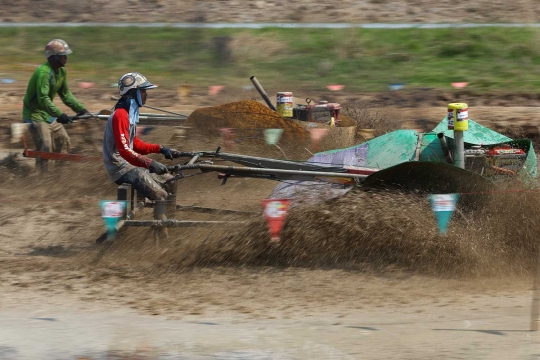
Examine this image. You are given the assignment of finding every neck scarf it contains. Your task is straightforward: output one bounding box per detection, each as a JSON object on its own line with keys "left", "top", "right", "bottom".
{"left": 115, "top": 90, "right": 142, "bottom": 125}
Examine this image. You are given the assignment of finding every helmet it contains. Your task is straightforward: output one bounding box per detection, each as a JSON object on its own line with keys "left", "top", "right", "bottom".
{"left": 45, "top": 39, "right": 72, "bottom": 59}
{"left": 118, "top": 72, "right": 157, "bottom": 96}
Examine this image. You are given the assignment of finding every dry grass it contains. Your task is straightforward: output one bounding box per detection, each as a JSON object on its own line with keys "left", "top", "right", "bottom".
{"left": 229, "top": 32, "right": 289, "bottom": 63}
{"left": 341, "top": 101, "right": 403, "bottom": 141}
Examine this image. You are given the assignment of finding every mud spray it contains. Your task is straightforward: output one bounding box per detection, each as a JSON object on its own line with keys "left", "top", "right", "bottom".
{"left": 92, "top": 183, "right": 540, "bottom": 279}
{"left": 4, "top": 99, "right": 540, "bottom": 280}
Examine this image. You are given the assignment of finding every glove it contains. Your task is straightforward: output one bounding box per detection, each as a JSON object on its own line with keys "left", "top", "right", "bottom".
{"left": 149, "top": 160, "right": 168, "bottom": 175}
{"left": 76, "top": 108, "right": 90, "bottom": 117}
{"left": 160, "top": 146, "right": 182, "bottom": 160}
{"left": 160, "top": 146, "right": 173, "bottom": 160}
{"left": 56, "top": 113, "right": 71, "bottom": 124}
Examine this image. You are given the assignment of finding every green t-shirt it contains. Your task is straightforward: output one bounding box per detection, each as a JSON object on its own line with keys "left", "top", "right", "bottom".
{"left": 22, "top": 61, "right": 85, "bottom": 122}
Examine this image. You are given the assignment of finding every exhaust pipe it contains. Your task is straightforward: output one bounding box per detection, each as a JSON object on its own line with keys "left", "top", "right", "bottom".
{"left": 250, "top": 76, "right": 277, "bottom": 111}
{"left": 437, "top": 132, "right": 454, "bottom": 164}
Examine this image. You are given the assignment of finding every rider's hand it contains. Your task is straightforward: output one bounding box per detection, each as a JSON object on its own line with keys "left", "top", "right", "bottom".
{"left": 149, "top": 160, "right": 168, "bottom": 175}
{"left": 56, "top": 113, "right": 71, "bottom": 124}
{"left": 76, "top": 108, "right": 90, "bottom": 117}
{"left": 160, "top": 146, "right": 182, "bottom": 160}
{"left": 160, "top": 146, "right": 173, "bottom": 160}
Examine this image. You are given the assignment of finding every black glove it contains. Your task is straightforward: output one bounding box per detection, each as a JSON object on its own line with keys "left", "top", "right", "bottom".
{"left": 160, "top": 146, "right": 173, "bottom": 160}
{"left": 76, "top": 108, "right": 90, "bottom": 117}
{"left": 160, "top": 146, "right": 182, "bottom": 160}
{"left": 56, "top": 113, "right": 71, "bottom": 124}
{"left": 149, "top": 160, "right": 168, "bottom": 175}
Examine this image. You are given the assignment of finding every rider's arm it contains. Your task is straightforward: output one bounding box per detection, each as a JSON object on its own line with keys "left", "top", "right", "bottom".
{"left": 133, "top": 136, "right": 161, "bottom": 155}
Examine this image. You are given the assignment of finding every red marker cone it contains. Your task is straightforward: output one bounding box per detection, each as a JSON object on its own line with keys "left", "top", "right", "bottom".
{"left": 209, "top": 85, "right": 224, "bottom": 96}
{"left": 451, "top": 82, "right": 469, "bottom": 89}
{"left": 78, "top": 82, "right": 95, "bottom": 89}
{"left": 308, "top": 128, "right": 329, "bottom": 152}
{"left": 326, "top": 84, "right": 345, "bottom": 91}
{"left": 219, "top": 128, "right": 235, "bottom": 150}
{"left": 262, "top": 199, "right": 290, "bottom": 243}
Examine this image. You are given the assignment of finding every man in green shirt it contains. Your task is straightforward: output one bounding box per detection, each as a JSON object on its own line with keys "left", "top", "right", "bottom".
{"left": 22, "top": 39, "right": 89, "bottom": 170}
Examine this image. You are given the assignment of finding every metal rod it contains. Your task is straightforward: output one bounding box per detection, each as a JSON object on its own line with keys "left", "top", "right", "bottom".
{"left": 176, "top": 205, "right": 255, "bottom": 215}
{"left": 437, "top": 132, "right": 454, "bottom": 164}
{"left": 124, "top": 220, "right": 246, "bottom": 227}
{"left": 414, "top": 133, "right": 423, "bottom": 161}
{"left": 126, "top": 202, "right": 145, "bottom": 221}
{"left": 454, "top": 131, "right": 465, "bottom": 169}
{"left": 197, "top": 151, "right": 350, "bottom": 172}
{"left": 138, "top": 112, "right": 187, "bottom": 118}
{"left": 250, "top": 76, "right": 277, "bottom": 111}
{"left": 73, "top": 114, "right": 185, "bottom": 121}
{"left": 189, "top": 163, "right": 368, "bottom": 179}
{"left": 130, "top": 185, "right": 135, "bottom": 212}
{"left": 143, "top": 105, "right": 187, "bottom": 117}
{"left": 187, "top": 154, "right": 200, "bottom": 165}
{"left": 111, "top": 96, "right": 188, "bottom": 117}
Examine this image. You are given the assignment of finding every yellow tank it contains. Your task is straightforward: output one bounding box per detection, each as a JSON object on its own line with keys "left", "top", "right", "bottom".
{"left": 447, "top": 103, "right": 468, "bottom": 131}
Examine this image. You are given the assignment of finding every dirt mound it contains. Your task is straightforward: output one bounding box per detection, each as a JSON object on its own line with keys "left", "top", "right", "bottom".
{"left": 188, "top": 100, "right": 308, "bottom": 139}
{"left": 186, "top": 100, "right": 311, "bottom": 158}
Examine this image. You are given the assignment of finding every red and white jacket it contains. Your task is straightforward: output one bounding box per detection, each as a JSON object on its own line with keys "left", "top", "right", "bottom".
{"left": 102, "top": 107, "right": 160, "bottom": 181}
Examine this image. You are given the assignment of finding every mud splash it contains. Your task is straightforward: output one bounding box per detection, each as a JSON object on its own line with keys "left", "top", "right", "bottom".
{"left": 93, "top": 185, "right": 540, "bottom": 278}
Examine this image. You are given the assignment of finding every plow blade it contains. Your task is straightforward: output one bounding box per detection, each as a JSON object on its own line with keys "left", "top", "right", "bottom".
{"left": 362, "top": 161, "right": 495, "bottom": 194}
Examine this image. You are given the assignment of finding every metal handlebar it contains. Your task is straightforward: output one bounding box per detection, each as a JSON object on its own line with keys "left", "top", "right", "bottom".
{"left": 167, "top": 164, "right": 201, "bottom": 173}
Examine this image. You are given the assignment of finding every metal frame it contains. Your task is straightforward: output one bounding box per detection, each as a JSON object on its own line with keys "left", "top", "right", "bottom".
{"left": 166, "top": 149, "right": 378, "bottom": 184}
{"left": 21, "top": 134, "right": 102, "bottom": 167}
{"left": 96, "top": 182, "right": 251, "bottom": 244}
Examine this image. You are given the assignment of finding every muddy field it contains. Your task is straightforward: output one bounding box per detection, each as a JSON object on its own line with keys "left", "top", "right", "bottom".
{"left": 2, "top": 82, "right": 540, "bottom": 358}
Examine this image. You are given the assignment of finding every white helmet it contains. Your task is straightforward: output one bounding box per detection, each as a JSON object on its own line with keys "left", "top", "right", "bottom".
{"left": 45, "top": 39, "right": 72, "bottom": 59}
{"left": 118, "top": 72, "right": 157, "bottom": 96}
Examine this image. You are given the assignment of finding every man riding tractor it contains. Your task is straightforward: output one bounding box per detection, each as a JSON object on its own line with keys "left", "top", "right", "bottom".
{"left": 103, "top": 72, "right": 182, "bottom": 237}
{"left": 22, "top": 39, "right": 90, "bottom": 171}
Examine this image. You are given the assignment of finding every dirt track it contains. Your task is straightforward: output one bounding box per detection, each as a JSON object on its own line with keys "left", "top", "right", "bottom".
{"left": 4, "top": 2, "right": 540, "bottom": 356}
{"left": 2, "top": 0, "right": 540, "bottom": 24}
{"left": 2, "top": 80, "right": 540, "bottom": 358}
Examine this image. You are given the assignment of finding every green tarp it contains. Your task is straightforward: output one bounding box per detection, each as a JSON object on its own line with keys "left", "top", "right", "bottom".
{"left": 317, "top": 129, "right": 419, "bottom": 169}
{"left": 432, "top": 117, "right": 512, "bottom": 145}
